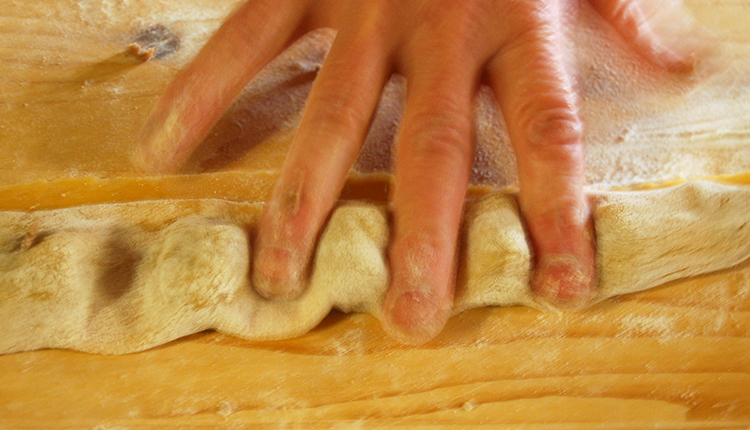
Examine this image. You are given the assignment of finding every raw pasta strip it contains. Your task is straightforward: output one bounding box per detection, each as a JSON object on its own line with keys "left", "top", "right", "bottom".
{"left": 1, "top": 181, "right": 749, "bottom": 354}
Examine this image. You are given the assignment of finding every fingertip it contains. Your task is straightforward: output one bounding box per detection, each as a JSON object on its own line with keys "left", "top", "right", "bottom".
{"left": 253, "top": 245, "right": 306, "bottom": 301}
{"left": 131, "top": 141, "right": 174, "bottom": 175}
{"left": 132, "top": 103, "right": 187, "bottom": 174}
{"left": 130, "top": 143, "right": 156, "bottom": 174}
{"left": 382, "top": 288, "right": 449, "bottom": 345}
{"left": 379, "top": 232, "right": 457, "bottom": 345}
{"left": 532, "top": 254, "right": 596, "bottom": 311}
{"left": 132, "top": 125, "right": 163, "bottom": 174}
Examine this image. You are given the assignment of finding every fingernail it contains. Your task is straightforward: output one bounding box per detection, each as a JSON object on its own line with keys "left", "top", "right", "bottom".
{"left": 253, "top": 245, "right": 305, "bottom": 300}
{"left": 384, "top": 289, "right": 443, "bottom": 344}
{"left": 533, "top": 254, "right": 595, "bottom": 311}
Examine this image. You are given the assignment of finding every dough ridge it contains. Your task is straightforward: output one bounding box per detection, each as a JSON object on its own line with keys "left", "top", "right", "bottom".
{"left": 1, "top": 181, "right": 749, "bottom": 354}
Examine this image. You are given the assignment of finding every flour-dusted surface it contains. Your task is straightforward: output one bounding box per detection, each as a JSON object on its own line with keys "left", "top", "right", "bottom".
{"left": 2, "top": 1, "right": 750, "bottom": 189}
{"left": 1, "top": 181, "right": 748, "bottom": 354}
{"left": 1, "top": 1, "right": 750, "bottom": 426}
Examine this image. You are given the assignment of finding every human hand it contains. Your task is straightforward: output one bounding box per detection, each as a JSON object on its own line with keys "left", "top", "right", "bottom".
{"left": 134, "top": 0, "right": 697, "bottom": 343}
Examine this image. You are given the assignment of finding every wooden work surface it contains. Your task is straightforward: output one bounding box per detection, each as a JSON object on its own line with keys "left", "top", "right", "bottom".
{"left": 2, "top": 0, "right": 750, "bottom": 428}
{"left": 1, "top": 272, "right": 749, "bottom": 429}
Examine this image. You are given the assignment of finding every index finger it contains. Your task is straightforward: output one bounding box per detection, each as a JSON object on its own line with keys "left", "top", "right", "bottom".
{"left": 133, "top": 0, "right": 307, "bottom": 173}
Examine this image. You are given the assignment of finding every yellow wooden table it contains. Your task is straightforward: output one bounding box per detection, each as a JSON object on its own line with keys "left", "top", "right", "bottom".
{"left": 1, "top": 278, "right": 749, "bottom": 429}
{"left": 1, "top": 0, "right": 749, "bottom": 428}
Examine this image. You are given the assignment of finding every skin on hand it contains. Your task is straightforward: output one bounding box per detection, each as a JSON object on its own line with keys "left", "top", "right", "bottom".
{"left": 134, "top": 0, "right": 698, "bottom": 343}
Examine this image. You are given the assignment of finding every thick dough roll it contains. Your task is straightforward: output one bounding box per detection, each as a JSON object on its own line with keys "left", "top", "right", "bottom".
{"left": 1, "top": 181, "right": 749, "bottom": 354}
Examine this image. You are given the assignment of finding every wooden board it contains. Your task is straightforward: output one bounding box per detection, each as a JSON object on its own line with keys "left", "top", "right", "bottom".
{"left": 1, "top": 268, "right": 749, "bottom": 428}
{"left": 1, "top": 0, "right": 750, "bottom": 428}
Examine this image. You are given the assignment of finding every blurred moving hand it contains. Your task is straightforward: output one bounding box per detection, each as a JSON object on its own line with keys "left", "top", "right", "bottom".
{"left": 134, "top": 0, "right": 697, "bottom": 343}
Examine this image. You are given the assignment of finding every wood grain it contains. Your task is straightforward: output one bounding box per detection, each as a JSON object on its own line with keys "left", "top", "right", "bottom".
{"left": 1, "top": 263, "right": 749, "bottom": 428}
{"left": 1, "top": 0, "right": 749, "bottom": 428}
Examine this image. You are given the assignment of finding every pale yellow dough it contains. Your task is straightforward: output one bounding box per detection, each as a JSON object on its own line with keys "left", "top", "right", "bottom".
{"left": 1, "top": 181, "right": 748, "bottom": 354}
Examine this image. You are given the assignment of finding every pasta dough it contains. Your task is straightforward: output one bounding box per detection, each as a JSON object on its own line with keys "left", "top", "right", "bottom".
{"left": 1, "top": 181, "right": 748, "bottom": 354}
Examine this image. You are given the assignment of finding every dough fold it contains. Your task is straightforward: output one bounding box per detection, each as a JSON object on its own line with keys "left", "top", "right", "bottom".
{"left": 1, "top": 181, "right": 749, "bottom": 354}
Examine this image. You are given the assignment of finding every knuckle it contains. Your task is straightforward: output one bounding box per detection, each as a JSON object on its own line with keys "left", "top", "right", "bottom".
{"left": 413, "top": 131, "right": 467, "bottom": 169}
{"left": 520, "top": 104, "right": 583, "bottom": 152}
{"left": 405, "top": 106, "right": 472, "bottom": 167}
{"left": 311, "top": 89, "right": 368, "bottom": 135}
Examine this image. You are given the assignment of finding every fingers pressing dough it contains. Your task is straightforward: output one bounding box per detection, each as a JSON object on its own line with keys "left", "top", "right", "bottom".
{"left": 1, "top": 181, "right": 749, "bottom": 354}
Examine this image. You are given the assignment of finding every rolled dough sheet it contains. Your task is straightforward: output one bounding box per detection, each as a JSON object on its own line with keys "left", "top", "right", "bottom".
{"left": 1, "top": 181, "right": 748, "bottom": 354}
{"left": 2, "top": 2, "right": 750, "bottom": 189}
